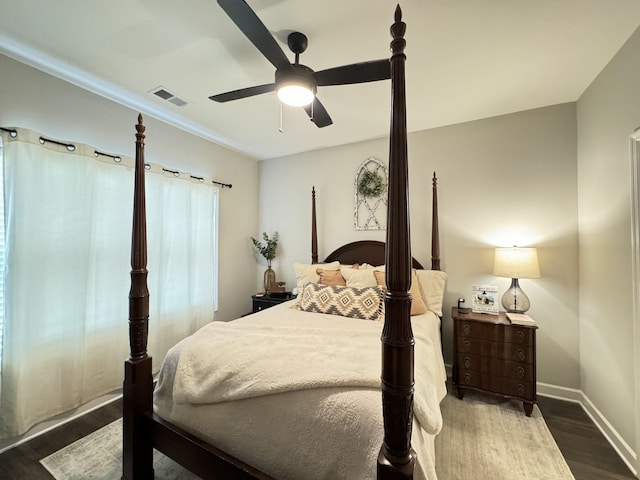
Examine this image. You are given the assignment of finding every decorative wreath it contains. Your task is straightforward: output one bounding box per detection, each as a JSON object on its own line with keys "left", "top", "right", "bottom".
{"left": 357, "top": 169, "right": 385, "bottom": 198}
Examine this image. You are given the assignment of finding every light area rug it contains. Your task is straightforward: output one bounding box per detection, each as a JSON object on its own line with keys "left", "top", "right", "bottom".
{"left": 41, "top": 391, "right": 574, "bottom": 480}
{"left": 436, "top": 390, "right": 575, "bottom": 480}
{"left": 40, "top": 418, "right": 197, "bottom": 480}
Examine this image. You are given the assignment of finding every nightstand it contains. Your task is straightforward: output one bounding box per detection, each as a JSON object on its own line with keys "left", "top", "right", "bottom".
{"left": 452, "top": 307, "right": 537, "bottom": 416}
{"left": 252, "top": 293, "right": 295, "bottom": 313}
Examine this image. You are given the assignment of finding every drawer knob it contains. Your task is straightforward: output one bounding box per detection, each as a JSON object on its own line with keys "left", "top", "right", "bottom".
{"left": 463, "top": 373, "right": 471, "bottom": 384}
{"left": 463, "top": 341, "right": 471, "bottom": 352}
{"left": 463, "top": 357, "right": 470, "bottom": 368}
{"left": 517, "top": 349, "right": 526, "bottom": 361}
{"left": 518, "top": 384, "right": 526, "bottom": 396}
{"left": 463, "top": 324, "right": 471, "bottom": 336}
{"left": 516, "top": 366, "right": 525, "bottom": 378}
{"left": 516, "top": 331, "right": 525, "bottom": 343}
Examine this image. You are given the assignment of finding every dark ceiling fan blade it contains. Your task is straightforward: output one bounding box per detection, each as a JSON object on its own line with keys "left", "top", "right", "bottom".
{"left": 209, "top": 83, "right": 275, "bottom": 102}
{"left": 315, "top": 59, "right": 390, "bottom": 86}
{"left": 217, "top": 0, "right": 292, "bottom": 71}
{"left": 303, "top": 97, "right": 333, "bottom": 128}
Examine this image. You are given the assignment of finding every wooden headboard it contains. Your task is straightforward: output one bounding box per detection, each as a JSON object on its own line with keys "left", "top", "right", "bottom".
{"left": 324, "top": 240, "right": 425, "bottom": 269}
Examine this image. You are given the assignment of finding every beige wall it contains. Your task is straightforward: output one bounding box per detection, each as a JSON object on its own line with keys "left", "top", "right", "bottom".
{"left": 0, "top": 53, "right": 259, "bottom": 321}
{"left": 577, "top": 25, "right": 640, "bottom": 461}
{"left": 259, "top": 103, "right": 580, "bottom": 389}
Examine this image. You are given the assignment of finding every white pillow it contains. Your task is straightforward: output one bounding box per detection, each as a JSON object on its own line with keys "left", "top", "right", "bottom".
{"left": 416, "top": 269, "right": 448, "bottom": 317}
{"left": 340, "top": 268, "right": 378, "bottom": 288}
{"left": 359, "top": 263, "right": 381, "bottom": 270}
{"left": 293, "top": 261, "right": 340, "bottom": 289}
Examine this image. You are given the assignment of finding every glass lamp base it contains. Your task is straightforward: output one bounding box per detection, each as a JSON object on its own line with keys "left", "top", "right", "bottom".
{"left": 501, "top": 278, "right": 530, "bottom": 313}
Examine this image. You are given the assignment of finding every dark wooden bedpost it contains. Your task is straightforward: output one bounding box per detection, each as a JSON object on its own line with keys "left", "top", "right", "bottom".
{"left": 122, "top": 114, "right": 154, "bottom": 480}
{"left": 311, "top": 186, "right": 318, "bottom": 264}
{"left": 378, "top": 5, "right": 415, "bottom": 480}
{"left": 431, "top": 173, "right": 440, "bottom": 271}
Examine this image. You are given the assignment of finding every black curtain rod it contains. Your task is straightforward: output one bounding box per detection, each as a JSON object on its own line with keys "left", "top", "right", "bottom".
{"left": 95, "top": 150, "right": 122, "bottom": 162}
{"left": 163, "top": 169, "right": 232, "bottom": 188}
{"left": 212, "top": 179, "right": 232, "bottom": 189}
{"left": 0, "top": 127, "right": 17, "bottom": 137}
{"left": 2, "top": 128, "right": 232, "bottom": 188}
{"left": 39, "top": 136, "right": 76, "bottom": 151}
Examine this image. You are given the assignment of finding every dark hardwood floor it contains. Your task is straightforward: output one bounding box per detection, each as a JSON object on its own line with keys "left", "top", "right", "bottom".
{"left": 0, "top": 395, "right": 635, "bottom": 479}
{"left": 537, "top": 395, "right": 636, "bottom": 480}
{"left": 0, "top": 401, "right": 122, "bottom": 480}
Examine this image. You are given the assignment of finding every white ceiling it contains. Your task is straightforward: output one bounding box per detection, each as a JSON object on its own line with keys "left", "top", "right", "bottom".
{"left": 1, "top": 0, "right": 640, "bottom": 160}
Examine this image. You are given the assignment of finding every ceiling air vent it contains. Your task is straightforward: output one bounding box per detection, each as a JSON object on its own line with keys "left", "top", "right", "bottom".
{"left": 149, "top": 86, "right": 188, "bottom": 107}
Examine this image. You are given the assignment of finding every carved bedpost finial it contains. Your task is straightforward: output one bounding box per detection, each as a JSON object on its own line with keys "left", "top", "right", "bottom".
{"left": 432, "top": 171, "right": 437, "bottom": 187}
{"left": 391, "top": 5, "right": 406, "bottom": 50}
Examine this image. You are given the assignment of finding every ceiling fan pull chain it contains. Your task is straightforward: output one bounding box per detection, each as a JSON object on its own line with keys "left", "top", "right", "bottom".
{"left": 279, "top": 103, "right": 284, "bottom": 133}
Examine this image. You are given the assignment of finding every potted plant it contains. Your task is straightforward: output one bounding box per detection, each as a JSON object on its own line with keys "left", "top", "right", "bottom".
{"left": 251, "top": 231, "right": 279, "bottom": 292}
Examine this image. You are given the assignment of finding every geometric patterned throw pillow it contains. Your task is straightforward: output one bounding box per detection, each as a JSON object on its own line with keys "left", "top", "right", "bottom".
{"left": 296, "top": 282, "right": 384, "bottom": 321}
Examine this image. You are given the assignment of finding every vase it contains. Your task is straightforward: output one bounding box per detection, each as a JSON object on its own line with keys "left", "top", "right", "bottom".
{"left": 264, "top": 266, "right": 276, "bottom": 293}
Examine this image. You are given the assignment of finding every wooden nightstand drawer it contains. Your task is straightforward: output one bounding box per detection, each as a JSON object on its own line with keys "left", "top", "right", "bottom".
{"left": 457, "top": 369, "right": 535, "bottom": 401}
{"left": 457, "top": 353, "right": 534, "bottom": 381}
{"left": 456, "top": 337, "right": 534, "bottom": 363}
{"left": 457, "top": 320, "right": 533, "bottom": 346}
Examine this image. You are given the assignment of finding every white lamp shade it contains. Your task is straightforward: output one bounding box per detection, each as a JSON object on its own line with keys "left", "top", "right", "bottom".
{"left": 493, "top": 247, "right": 540, "bottom": 279}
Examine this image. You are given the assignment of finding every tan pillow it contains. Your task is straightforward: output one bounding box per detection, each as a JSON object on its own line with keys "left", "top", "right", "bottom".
{"left": 340, "top": 268, "right": 378, "bottom": 288}
{"left": 316, "top": 268, "right": 347, "bottom": 286}
{"left": 293, "top": 261, "right": 340, "bottom": 289}
{"left": 415, "top": 269, "right": 448, "bottom": 317}
{"left": 373, "top": 269, "right": 428, "bottom": 316}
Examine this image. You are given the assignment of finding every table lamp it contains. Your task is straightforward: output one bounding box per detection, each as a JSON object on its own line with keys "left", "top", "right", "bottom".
{"left": 493, "top": 246, "right": 540, "bottom": 313}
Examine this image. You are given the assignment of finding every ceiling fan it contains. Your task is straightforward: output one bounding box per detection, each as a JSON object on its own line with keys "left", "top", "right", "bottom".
{"left": 209, "top": 0, "right": 391, "bottom": 128}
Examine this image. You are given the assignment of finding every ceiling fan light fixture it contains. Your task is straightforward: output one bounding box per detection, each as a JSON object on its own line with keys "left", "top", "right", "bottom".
{"left": 277, "top": 84, "right": 314, "bottom": 106}
{"left": 275, "top": 67, "right": 317, "bottom": 107}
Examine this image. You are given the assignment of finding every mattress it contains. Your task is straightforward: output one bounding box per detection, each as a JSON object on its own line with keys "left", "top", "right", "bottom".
{"left": 153, "top": 300, "right": 447, "bottom": 479}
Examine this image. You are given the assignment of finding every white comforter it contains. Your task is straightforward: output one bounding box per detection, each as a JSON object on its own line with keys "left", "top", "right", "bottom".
{"left": 154, "top": 300, "right": 447, "bottom": 480}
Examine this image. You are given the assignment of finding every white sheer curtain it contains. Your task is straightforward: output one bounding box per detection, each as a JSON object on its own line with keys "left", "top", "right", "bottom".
{"left": 0, "top": 137, "right": 5, "bottom": 383}
{"left": 0, "top": 128, "right": 218, "bottom": 438}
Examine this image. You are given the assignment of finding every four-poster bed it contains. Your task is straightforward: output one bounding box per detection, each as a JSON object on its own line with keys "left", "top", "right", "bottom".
{"left": 123, "top": 6, "right": 447, "bottom": 480}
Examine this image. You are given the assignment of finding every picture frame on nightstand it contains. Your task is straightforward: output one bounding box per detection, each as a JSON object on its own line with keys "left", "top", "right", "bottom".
{"left": 471, "top": 284, "right": 499, "bottom": 315}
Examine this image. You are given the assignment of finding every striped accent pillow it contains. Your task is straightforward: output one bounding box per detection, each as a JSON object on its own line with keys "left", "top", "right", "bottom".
{"left": 296, "top": 283, "right": 384, "bottom": 321}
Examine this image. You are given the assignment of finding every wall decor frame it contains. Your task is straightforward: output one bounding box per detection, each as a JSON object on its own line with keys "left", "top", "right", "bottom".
{"left": 354, "top": 157, "right": 388, "bottom": 230}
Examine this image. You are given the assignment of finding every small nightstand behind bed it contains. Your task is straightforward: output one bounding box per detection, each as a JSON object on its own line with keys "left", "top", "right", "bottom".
{"left": 452, "top": 307, "right": 537, "bottom": 416}
{"left": 252, "top": 293, "right": 295, "bottom": 313}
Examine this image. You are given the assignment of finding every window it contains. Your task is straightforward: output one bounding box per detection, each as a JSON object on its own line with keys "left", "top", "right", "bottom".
{"left": 0, "top": 128, "right": 218, "bottom": 437}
